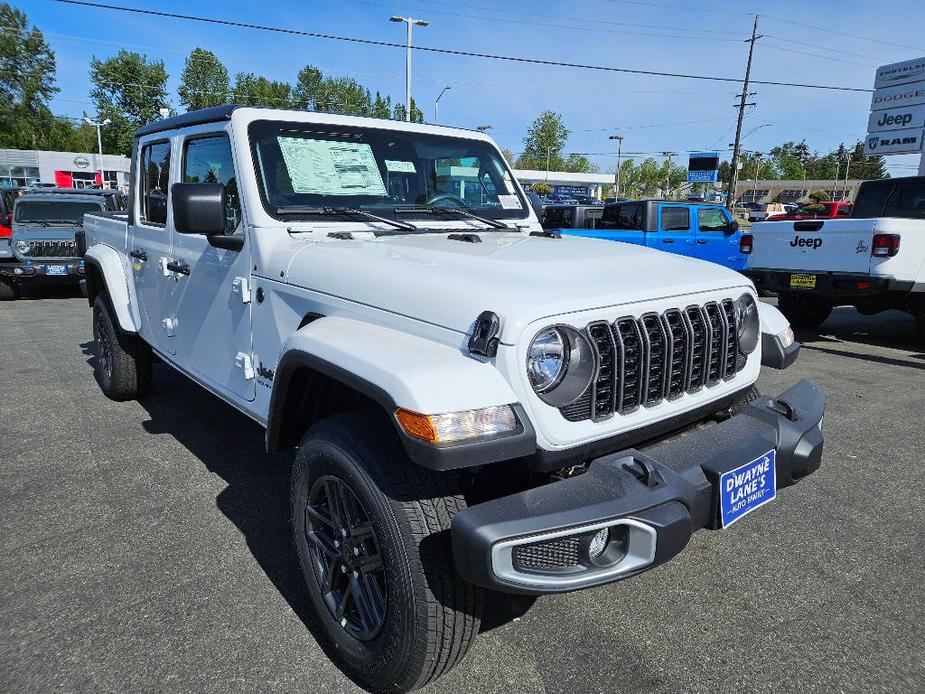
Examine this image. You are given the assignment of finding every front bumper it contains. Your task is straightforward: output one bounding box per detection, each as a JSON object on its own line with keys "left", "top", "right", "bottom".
{"left": 0, "top": 259, "right": 85, "bottom": 282}
{"left": 452, "top": 379, "right": 825, "bottom": 594}
{"left": 745, "top": 269, "right": 913, "bottom": 298}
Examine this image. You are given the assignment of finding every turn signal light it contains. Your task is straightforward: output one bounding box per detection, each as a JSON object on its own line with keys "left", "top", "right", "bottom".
{"left": 395, "top": 405, "right": 517, "bottom": 445}
{"left": 739, "top": 234, "right": 753, "bottom": 254}
{"left": 871, "top": 233, "right": 900, "bottom": 257}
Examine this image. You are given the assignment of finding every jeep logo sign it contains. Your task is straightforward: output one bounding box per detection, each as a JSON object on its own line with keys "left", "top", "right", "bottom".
{"left": 790, "top": 236, "right": 823, "bottom": 250}
{"left": 867, "top": 104, "right": 925, "bottom": 134}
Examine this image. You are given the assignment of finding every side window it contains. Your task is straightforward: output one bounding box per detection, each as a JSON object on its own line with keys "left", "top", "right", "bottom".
{"left": 183, "top": 134, "right": 241, "bottom": 233}
{"left": 602, "top": 203, "right": 642, "bottom": 230}
{"left": 140, "top": 141, "right": 171, "bottom": 225}
{"left": 836, "top": 204, "right": 852, "bottom": 217}
{"left": 661, "top": 206, "right": 690, "bottom": 231}
{"left": 697, "top": 208, "right": 728, "bottom": 232}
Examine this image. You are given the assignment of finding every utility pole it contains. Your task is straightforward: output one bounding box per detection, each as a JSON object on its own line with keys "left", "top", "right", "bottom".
{"left": 610, "top": 135, "right": 624, "bottom": 198}
{"left": 833, "top": 158, "right": 840, "bottom": 199}
{"left": 84, "top": 115, "right": 111, "bottom": 187}
{"left": 753, "top": 152, "right": 762, "bottom": 200}
{"left": 843, "top": 156, "right": 851, "bottom": 198}
{"left": 545, "top": 147, "right": 551, "bottom": 182}
{"left": 662, "top": 151, "right": 677, "bottom": 198}
{"left": 726, "top": 15, "right": 761, "bottom": 211}
{"left": 390, "top": 16, "right": 429, "bottom": 121}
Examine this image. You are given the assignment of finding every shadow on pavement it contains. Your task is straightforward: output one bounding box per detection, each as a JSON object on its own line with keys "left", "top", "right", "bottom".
{"left": 794, "top": 306, "right": 922, "bottom": 356}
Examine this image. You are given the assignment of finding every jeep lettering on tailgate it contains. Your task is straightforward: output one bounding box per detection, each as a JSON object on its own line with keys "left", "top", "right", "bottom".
{"left": 790, "top": 236, "right": 823, "bottom": 249}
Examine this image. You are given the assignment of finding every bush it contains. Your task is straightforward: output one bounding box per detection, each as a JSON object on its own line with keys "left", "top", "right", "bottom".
{"left": 531, "top": 182, "right": 552, "bottom": 196}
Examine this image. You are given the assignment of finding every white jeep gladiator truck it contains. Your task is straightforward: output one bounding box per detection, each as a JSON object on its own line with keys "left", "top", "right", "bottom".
{"left": 82, "top": 106, "right": 825, "bottom": 692}
{"left": 747, "top": 176, "right": 925, "bottom": 342}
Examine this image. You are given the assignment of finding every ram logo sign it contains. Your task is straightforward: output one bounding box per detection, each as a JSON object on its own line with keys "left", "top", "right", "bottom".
{"left": 863, "top": 128, "right": 922, "bottom": 155}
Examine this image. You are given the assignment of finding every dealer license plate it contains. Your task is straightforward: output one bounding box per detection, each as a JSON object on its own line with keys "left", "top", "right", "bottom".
{"left": 789, "top": 273, "right": 816, "bottom": 289}
{"left": 719, "top": 449, "right": 777, "bottom": 528}
{"left": 45, "top": 265, "right": 68, "bottom": 276}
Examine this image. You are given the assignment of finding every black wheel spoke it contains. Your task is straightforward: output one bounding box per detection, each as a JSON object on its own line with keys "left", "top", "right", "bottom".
{"left": 362, "top": 573, "right": 385, "bottom": 623}
{"left": 305, "top": 504, "right": 335, "bottom": 529}
{"left": 350, "top": 573, "right": 380, "bottom": 633}
{"left": 306, "top": 530, "right": 339, "bottom": 560}
{"left": 324, "top": 557, "right": 342, "bottom": 593}
{"left": 334, "top": 580, "right": 352, "bottom": 620}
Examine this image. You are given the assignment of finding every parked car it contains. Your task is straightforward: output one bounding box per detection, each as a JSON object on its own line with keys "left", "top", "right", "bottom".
{"left": 573, "top": 194, "right": 603, "bottom": 206}
{"left": 765, "top": 200, "right": 853, "bottom": 221}
{"left": 548, "top": 200, "right": 751, "bottom": 270}
{"left": 81, "top": 105, "right": 825, "bottom": 692}
{"left": 746, "top": 176, "right": 925, "bottom": 341}
{"left": 26, "top": 187, "right": 127, "bottom": 212}
{"left": 748, "top": 202, "right": 796, "bottom": 223}
{"left": 0, "top": 187, "right": 27, "bottom": 261}
{"left": 0, "top": 192, "right": 103, "bottom": 299}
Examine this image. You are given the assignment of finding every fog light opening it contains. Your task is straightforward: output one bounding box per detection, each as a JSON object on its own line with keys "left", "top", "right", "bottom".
{"left": 581, "top": 524, "right": 630, "bottom": 568}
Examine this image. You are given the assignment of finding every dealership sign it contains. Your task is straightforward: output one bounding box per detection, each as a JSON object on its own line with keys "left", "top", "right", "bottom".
{"left": 687, "top": 152, "right": 720, "bottom": 183}
{"left": 865, "top": 57, "right": 925, "bottom": 157}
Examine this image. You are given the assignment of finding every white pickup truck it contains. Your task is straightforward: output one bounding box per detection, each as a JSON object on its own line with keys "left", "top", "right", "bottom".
{"left": 81, "top": 105, "right": 825, "bottom": 692}
{"left": 747, "top": 176, "right": 925, "bottom": 342}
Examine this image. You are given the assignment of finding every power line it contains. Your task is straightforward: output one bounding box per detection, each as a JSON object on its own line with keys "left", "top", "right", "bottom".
{"left": 53, "top": 1, "right": 873, "bottom": 93}
{"left": 762, "top": 14, "right": 925, "bottom": 53}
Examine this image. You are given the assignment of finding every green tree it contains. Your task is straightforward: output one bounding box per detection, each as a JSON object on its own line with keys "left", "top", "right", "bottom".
{"left": 530, "top": 181, "right": 552, "bottom": 196}
{"left": 370, "top": 91, "right": 392, "bottom": 119}
{"left": 516, "top": 110, "right": 569, "bottom": 170}
{"left": 392, "top": 97, "right": 423, "bottom": 123}
{"left": 293, "top": 65, "right": 323, "bottom": 109}
{"left": 178, "top": 48, "right": 229, "bottom": 111}
{"left": 90, "top": 50, "right": 169, "bottom": 155}
{"left": 562, "top": 153, "right": 598, "bottom": 174}
{"left": 232, "top": 72, "right": 291, "bottom": 108}
{"left": 500, "top": 148, "right": 516, "bottom": 166}
{"left": 317, "top": 76, "right": 371, "bottom": 116}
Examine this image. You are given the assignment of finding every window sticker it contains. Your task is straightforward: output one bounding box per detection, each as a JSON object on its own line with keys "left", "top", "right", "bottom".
{"left": 497, "top": 194, "right": 523, "bottom": 210}
{"left": 385, "top": 159, "right": 417, "bottom": 173}
{"left": 277, "top": 137, "right": 386, "bottom": 196}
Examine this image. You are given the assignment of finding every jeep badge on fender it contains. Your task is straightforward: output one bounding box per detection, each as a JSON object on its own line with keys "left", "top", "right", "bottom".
{"left": 790, "top": 236, "right": 823, "bottom": 249}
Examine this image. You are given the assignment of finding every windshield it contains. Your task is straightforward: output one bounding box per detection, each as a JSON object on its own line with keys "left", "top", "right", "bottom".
{"left": 249, "top": 120, "right": 528, "bottom": 221}
{"left": 792, "top": 203, "right": 829, "bottom": 216}
{"left": 14, "top": 201, "right": 101, "bottom": 224}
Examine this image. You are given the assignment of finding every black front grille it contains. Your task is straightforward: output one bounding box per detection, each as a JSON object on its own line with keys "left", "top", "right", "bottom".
{"left": 560, "top": 299, "right": 744, "bottom": 422}
{"left": 27, "top": 240, "right": 80, "bottom": 259}
{"left": 512, "top": 535, "right": 581, "bottom": 570}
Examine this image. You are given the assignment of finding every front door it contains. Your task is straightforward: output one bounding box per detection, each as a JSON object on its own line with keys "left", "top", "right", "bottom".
{"left": 163, "top": 131, "right": 255, "bottom": 401}
{"left": 694, "top": 206, "right": 741, "bottom": 268}
{"left": 129, "top": 138, "right": 176, "bottom": 355}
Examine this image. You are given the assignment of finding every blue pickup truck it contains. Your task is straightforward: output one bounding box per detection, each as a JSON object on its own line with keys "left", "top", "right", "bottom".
{"left": 544, "top": 200, "right": 751, "bottom": 270}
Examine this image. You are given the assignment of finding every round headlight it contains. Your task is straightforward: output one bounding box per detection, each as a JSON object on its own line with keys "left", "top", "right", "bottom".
{"left": 527, "top": 327, "right": 566, "bottom": 393}
{"left": 734, "top": 293, "right": 760, "bottom": 354}
{"left": 526, "top": 326, "right": 595, "bottom": 407}
{"left": 14, "top": 240, "right": 30, "bottom": 255}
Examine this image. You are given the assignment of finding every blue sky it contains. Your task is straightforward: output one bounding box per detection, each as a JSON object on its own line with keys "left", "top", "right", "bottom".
{"left": 20, "top": 0, "right": 925, "bottom": 176}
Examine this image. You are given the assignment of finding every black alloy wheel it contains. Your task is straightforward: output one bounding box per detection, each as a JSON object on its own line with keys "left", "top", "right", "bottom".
{"left": 304, "top": 475, "right": 387, "bottom": 641}
{"left": 94, "top": 308, "right": 114, "bottom": 381}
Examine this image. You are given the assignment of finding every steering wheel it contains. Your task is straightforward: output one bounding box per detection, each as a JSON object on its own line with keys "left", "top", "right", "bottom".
{"left": 426, "top": 192, "right": 469, "bottom": 207}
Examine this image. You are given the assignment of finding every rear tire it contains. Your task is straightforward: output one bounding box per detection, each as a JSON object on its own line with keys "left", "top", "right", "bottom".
{"left": 778, "top": 293, "right": 832, "bottom": 329}
{"left": 914, "top": 299, "right": 925, "bottom": 347}
{"left": 291, "top": 410, "right": 482, "bottom": 692}
{"left": 0, "top": 278, "right": 17, "bottom": 300}
{"left": 92, "top": 295, "right": 152, "bottom": 401}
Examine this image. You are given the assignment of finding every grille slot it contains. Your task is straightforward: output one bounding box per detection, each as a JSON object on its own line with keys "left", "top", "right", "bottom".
{"left": 558, "top": 299, "right": 742, "bottom": 422}
{"left": 512, "top": 535, "right": 581, "bottom": 571}
{"left": 28, "top": 240, "right": 80, "bottom": 259}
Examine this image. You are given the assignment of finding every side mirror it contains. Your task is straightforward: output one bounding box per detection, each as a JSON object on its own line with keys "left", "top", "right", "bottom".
{"left": 726, "top": 219, "right": 739, "bottom": 234}
{"left": 171, "top": 182, "right": 226, "bottom": 235}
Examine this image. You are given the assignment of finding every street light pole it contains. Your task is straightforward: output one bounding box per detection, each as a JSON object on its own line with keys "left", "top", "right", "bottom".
{"left": 84, "top": 115, "right": 111, "bottom": 187}
{"left": 434, "top": 85, "right": 450, "bottom": 123}
{"left": 610, "top": 135, "right": 623, "bottom": 198}
{"left": 390, "top": 15, "right": 429, "bottom": 122}
{"left": 662, "top": 151, "right": 677, "bottom": 198}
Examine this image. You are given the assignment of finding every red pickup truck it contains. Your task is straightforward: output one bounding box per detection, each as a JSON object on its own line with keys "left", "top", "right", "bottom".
{"left": 766, "top": 200, "right": 853, "bottom": 221}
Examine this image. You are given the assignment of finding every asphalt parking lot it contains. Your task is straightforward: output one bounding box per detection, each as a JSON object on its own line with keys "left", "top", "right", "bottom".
{"left": 2, "top": 290, "right": 923, "bottom": 694}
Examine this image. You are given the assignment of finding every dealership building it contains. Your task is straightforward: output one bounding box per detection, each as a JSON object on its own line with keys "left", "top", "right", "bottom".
{"left": 0, "top": 149, "right": 130, "bottom": 189}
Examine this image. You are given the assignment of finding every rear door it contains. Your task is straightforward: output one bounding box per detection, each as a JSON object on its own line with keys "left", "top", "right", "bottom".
{"left": 694, "top": 206, "right": 742, "bottom": 268}
{"left": 129, "top": 137, "right": 176, "bottom": 355}
{"left": 749, "top": 218, "right": 873, "bottom": 273}
{"left": 654, "top": 205, "right": 694, "bottom": 256}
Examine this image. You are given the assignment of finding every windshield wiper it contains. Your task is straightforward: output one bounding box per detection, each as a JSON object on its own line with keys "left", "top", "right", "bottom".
{"left": 43, "top": 219, "right": 82, "bottom": 226}
{"left": 395, "top": 205, "right": 508, "bottom": 230}
{"left": 275, "top": 206, "right": 418, "bottom": 232}
{"left": 19, "top": 220, "right": 50, "bottom": 227}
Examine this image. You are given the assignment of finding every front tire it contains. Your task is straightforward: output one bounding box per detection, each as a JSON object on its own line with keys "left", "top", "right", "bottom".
{"left": 92, "top": 295, "right": 152, "bottom": 401}
{"left": 291, "top": 411, "right": 482, "bottom": 692}
{"left": 778, "top": 293, "right": 832, "bottom": 329}
{"left": 0, "top": 278, "right": 17, "bottom": 300}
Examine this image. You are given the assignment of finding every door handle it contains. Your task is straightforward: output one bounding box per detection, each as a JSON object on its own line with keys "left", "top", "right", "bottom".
{"left": 166, "top": 260, "right": 190, "bottom": 276}
{"left": 696, "top": 239, "right": 709, "bottom": 244}
{"left": 661, "top": 238, "right": 674, "bottom": 244}
{"left": 129, "top": 248, "right": 147, "bottom": 261}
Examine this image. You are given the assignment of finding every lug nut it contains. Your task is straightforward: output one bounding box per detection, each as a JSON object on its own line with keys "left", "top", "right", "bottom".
{"left": 340, "top": 564, "right": 347, "bottom": 573}
{"left": 334, "top": 540, "right": 340, "bottom": 548}
{"left": 353, "top": 547, "right": 360, "bottom": 556}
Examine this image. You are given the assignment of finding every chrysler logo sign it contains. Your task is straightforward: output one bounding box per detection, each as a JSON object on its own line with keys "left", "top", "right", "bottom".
{"left": 73, "top": 155, "right": 91, "bottom": 169}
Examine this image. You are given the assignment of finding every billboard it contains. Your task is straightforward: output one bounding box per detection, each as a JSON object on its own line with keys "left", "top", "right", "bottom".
{"left": 866, "top": 57, "right": 925, "bottom": 157}
{"left": 687, "top": 152, "right": 719, "bottom": 183}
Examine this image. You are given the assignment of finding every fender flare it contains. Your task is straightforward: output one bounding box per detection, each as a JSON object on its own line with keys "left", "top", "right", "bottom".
{"left": 265, "top": 316, "right": 536, "bottom": 469}
{"left": 84, "top": 244, "right": 141, "bottom": 333}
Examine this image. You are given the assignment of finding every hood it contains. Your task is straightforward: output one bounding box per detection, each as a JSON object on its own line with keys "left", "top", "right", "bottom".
{"left": 12, "top": 225, "right": 80, "bottom": 240}
{"left": 283, "top": 231, "right": 752, "bottom": 342}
